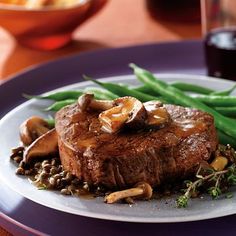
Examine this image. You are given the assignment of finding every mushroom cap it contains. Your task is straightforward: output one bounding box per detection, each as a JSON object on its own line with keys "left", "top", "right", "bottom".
{"left": 23, "top": 128, "right": 58, "bottom": 164}
{"left": 99, "top": 105, "right": 125, "bottom": 133}
{"left": 78, "top": 93, "right": 115, "bottom": 112}
{"left": 134, "top": 182, "right": 153, "bottom": 200}
{"left": 19, "top": 116, "right": 50, "bottom": 146}
{"left": 77, "top": 93, "right": 94, "bottom": 111}
{"left": 99, "top": 96, "right": 147, "bottom": 133}
{"left": 90, "top": 99, "right": 115, "bottom": 111}
{"left": 115, "top": 96, "right": 147, "bottom": 129}
{"left": 104, "top": 181, "right": 153, "bottom": 203}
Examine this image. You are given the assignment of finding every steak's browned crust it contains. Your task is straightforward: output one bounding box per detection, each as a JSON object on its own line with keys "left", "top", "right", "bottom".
{"left": 55, "top": 103, "right": 218, "bottom": 189}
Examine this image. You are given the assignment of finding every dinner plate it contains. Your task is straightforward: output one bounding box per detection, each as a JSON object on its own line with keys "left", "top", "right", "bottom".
{"left": 1, "top": 73, "right": 236, "bottom": 224}
{"left": 1, "top": 40, "right": 236, "bottom": 236}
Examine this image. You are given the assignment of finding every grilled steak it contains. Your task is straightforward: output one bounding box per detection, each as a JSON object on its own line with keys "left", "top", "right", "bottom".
{"left": 55, "top": 102, "right": 218, "bottom": 189}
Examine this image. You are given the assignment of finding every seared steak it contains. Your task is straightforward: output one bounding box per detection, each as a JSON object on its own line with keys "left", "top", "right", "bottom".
{"left": 55, "top": 102, "right": 218, "bottom": 189}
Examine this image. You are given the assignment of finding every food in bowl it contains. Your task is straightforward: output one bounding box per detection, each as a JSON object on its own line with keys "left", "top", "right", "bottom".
{"left": 0, "top": 0, "right": 86, "bottom": 9}
{"left": 0, "top": 0, "right": 107, "bottom": 50}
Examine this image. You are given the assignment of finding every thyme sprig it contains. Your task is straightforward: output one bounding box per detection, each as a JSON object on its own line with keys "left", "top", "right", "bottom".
{"left": 176, "top": 164, "right": 236, "bottom": 208}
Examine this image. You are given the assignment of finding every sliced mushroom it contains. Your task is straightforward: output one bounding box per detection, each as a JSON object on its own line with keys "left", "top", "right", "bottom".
{"left": 20, "top": 116, "right": 50, "bottom": 146}
{"left": 210, "top": 156, "right": 228, "bottom": 171}
{"left": 10, "top": 146, "right": 24, "bottom": 159}
{"left": 23, "top": 128, "right": 58, "bottom": 164}
{"left": 90, "top": 100, "right": 114, "bottom": 111}
{"left": 78, "top": 93, "right": 114, "bottom": 111}
{"left": 99, "top": 96, "right": 147, "bottom": 133}
{"left": 78, "top": 93, "right": 94, "bottom": 111}
{"left": 104, "top": 182, "right": 153, "bottom": 204}
{"left": 144, "top": 101, "right": 170, "bottom": 127}
{"left": 99, "top": 105, "right": 125, "bottom": 133}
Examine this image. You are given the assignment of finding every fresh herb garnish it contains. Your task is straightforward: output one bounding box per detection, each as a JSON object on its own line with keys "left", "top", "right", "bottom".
{"left": 176, "top": 164, "right": 236, "bottom": 208}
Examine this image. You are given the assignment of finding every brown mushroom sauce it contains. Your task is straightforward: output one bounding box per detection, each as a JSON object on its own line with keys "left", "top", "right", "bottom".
{"left": 78, "top": 95, "right": 170, "bottom": 134}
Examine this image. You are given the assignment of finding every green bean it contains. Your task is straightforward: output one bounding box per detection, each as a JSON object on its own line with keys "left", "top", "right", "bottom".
{"left": 84, "top": 87, "right": 118, "bottom": 100}
{"left": 170, "top": 81, "right": 214, "bottom": 94}
{"left": 218, "top": 130, "right": 236, "bottom": 147}
{"left": 83, "top": 75, "right": 165, "bottom": 102}
{"left": 45, "top": 99, "right": 76, "bottom": 111}
{"left": 132, "top": 86, "right": 236, "bottom": 117}
{"left": 43, "top": 88, "right": 117, "bottom": 112}
{"left": 44, "top": 118, "right": 55, "bottom": 128}
{"left": 134, "top": 82, "right": 215, "bottom": 95}
{"left": 213, "top": 106, "right": 236, "bottom": 117}
{"left": 24, "top": 90, "right": 83, "bottom": 101}
{"left": 192, "top": 94, "right": 236, "bottom": 107}
{"left": 130, "top": 63, "right": 236, "bottom": 139}
{"left": 134, "top": 85, "right": 236, "bottom": 117}
{"left": 133, "top": 85, "right": 160, "bottom": 96}
{"left": 210, "top": 84, "right": 236, "bottom": 96}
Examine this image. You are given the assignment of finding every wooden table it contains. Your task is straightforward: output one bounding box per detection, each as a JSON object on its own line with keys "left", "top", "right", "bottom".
{"left": 0, "top": 0, "right": 201, "bottom": 235}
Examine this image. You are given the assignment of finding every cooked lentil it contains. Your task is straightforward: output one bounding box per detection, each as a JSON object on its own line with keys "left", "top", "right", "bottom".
{"left": 11, "top": 147, "right": 102, "bottom": 198}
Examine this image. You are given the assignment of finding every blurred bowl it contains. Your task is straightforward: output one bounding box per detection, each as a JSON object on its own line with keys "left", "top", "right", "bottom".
{"left": 0, "top": 0, "right": 107, "bottom": 50}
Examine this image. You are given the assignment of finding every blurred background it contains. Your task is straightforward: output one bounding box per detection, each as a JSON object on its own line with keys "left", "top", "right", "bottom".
{"left": 0, "top": 0, "right": 202, "bottom": 81}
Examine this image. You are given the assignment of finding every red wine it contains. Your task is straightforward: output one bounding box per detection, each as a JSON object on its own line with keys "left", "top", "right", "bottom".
{"left": 204, "top": 28, "right": 236, "bottom": 80}
{"left": 146, "top": 0, "right": 200, "bottom": 22}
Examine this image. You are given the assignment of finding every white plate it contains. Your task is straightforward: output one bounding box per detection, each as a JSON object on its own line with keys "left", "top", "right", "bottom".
{"left": 0, "top": 74, "right": 236, "bottom": 223}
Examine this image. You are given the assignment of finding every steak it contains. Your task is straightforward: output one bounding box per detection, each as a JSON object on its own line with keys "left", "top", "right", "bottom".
{"left": 55, "top": 102, "right": 218, "bottom": 189}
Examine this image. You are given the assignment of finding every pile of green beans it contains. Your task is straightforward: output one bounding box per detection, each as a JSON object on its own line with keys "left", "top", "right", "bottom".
{"left": 190, "top": 94, "right": 236, "bottom": 107}
{"left": 130, "top": 63, "right": 236, "bottom": 145}
{"left": 134, "top": 82, "right": 215, "bottom": 95}
{"left": 83, "top": 75, "right": 165, "bottom": 102}
{"left": 24, "top": 90, "right": 83, "bottom": 101}
{"left": 31, "top": 64, "right": 236, "bottom": 147}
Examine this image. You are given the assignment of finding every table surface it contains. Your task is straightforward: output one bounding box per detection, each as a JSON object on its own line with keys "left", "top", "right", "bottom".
{"left": 0, "top": 0, "right": 201, "bottom": 235}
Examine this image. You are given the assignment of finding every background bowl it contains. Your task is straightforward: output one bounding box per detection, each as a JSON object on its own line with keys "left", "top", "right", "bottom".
{"left": 0, "top": 0, "right": 107, "bottom": 50}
